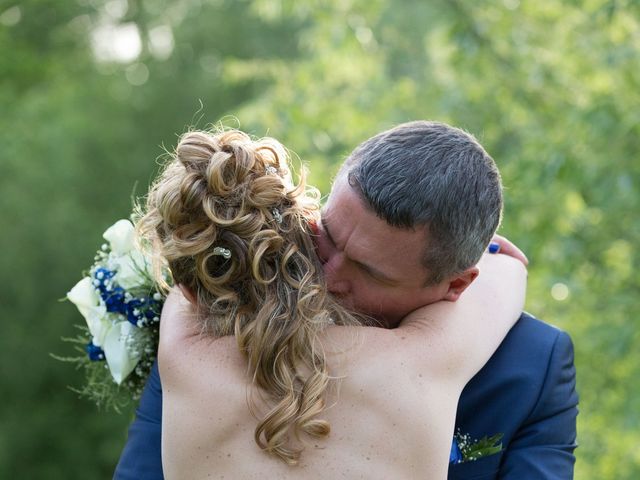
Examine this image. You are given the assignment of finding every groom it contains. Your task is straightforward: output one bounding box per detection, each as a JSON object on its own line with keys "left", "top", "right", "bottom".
{"left": 115, "top": 121, "right": 578, "bottom": 479}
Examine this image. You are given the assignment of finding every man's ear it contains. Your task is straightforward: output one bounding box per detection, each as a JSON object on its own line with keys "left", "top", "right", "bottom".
{"left": 442, "top": 266, "right": 479, "bottom": 302}
{"left": 177, "top": 284, "right": 197, "bottom": 305}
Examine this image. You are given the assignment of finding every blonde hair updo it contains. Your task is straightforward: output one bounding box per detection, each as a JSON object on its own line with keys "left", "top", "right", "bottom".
{"left": 137, "top": 128, "right": 359, "bottom": 464}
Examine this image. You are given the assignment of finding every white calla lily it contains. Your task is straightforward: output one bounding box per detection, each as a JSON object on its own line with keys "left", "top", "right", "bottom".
{"left": 103, "top": 219, "right": 136, "bottom": 255}
{"left": 84, "top": 307, "right": 112, "bottom": 348}
{"left": 103, "top": 321, "right": 141, "bottom": 384}
{"left": 115, "top": 249, "right": 150, "bottom": 289}
{"left": 67, "top": 277, "right": 110, "bottom": 346}
{"left": 67, "top": 277, "right": 100, "bottom": 317}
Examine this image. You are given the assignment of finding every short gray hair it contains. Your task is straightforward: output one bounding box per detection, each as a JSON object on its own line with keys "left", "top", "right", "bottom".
{"left": 343, "top": 121, "right": 502, "bottom": 284}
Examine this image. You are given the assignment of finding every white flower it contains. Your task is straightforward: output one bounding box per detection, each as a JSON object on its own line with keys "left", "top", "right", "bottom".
{"left": 67, "top": 277, "right": 110, "bottom": 346}
{"left": 114, "top": 249, "right": 151, "bottom": 289}
{"left": 103, "top": 321, "right": 142, "bottom": 384}
{"left": 103, "top": 219, "right": 136, "bottom": 255}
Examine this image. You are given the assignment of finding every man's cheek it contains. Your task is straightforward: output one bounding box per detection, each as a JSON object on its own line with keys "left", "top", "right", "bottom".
{"left": 315, "top": 234, "right": 333, "bottom": 265}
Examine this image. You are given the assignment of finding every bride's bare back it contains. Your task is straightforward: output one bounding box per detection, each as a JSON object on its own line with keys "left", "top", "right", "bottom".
{"left": 160, "top": 254, "right": 526, "bottom": 479}
{"left": 161, "top": 333, "right": 454, "bottom": 479}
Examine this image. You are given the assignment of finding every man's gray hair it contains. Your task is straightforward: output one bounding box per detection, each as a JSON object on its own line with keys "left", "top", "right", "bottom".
{"left": 343, "top": 121, "right": 502, "bottom": 285}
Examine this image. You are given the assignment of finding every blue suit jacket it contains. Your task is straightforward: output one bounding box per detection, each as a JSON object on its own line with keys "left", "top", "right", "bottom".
{"left": 114, "top": 313, "right": 578, "bottom": 479}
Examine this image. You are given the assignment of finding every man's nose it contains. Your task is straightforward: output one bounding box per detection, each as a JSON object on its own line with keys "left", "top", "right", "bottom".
{"left": 322, "top": 254, "right": 351, "bottom": 295}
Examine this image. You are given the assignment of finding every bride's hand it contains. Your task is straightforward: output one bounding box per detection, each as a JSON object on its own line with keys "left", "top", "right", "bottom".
{"left": 490, "top": 234, "right": 529, "bottom": 266}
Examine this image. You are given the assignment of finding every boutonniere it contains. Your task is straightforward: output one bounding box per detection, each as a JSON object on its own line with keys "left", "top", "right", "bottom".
{"left": 449, "top": 430, "right": 504, "bottom": 464}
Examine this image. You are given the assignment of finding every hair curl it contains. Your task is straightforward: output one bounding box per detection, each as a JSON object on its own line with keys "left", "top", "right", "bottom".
{"left": 136, "top": 128, "right": 359, "bottom": 464}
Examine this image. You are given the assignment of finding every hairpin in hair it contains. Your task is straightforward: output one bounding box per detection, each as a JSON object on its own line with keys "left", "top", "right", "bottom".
{"left": 213, "top": 246, "right": 231, "bottom": 259}
{"left": 272, "top": 208, "right": 283, "bottom": 224}
{"left": 265, "top": 166, "right": 278, "bottom": 175}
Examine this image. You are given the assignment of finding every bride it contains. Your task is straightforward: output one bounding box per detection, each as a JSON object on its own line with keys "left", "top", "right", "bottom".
{"left": 136, "top": 128, "right": 526, "bottom": 479}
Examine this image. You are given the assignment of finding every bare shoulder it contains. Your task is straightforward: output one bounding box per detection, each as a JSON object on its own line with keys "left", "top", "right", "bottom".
{"left": 158, "top": 288, "right": 245, "bottom": 388}
{"left": 320, "top": 325, "right": 452, "bottom": 394}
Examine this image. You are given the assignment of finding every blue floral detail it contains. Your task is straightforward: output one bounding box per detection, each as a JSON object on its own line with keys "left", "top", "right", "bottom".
{"left": 93, "top": 268, "right": 128, "bottom": 314}
{"left": 85, "top": 342, "right": 105, "bottom": 361}
{"left": 125, "top": 297, "right": 145, "bottom": 326}
{"left": 93, "top": 267, "right": 115, "bottom": 288}
{"left": 145, "top": 298, "right": 161, "bottom": 319}
{"left": 450, "top": 437, "right": 463, "bottom": 464}
{"left": 122, "top": 296, "right": 159, "bottom": 326}
{"left": 104, "top": 286, "right": 127, "bottom": 314}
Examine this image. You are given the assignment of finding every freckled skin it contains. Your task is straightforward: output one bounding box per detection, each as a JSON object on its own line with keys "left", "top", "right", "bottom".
{"left": 161, "top": 252, "right": 526, "bottom": 479}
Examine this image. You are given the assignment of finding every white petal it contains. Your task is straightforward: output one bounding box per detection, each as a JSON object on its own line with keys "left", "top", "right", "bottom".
{"left": 67, "top": 277, "right": 100, "bottom": 317}
{"left": 67, "top": 277, "right": 110, "bottom": 344}
{"left": 85, "top": 306, "right": 110, "bottom": 347}
{"left": 115, "top": 250, "right": 150, "bottom": 289}
{"left": 103, "top": 219, "right": 136, "bottom": 255}
{"left": 103, "top": 322, "right": 141, "bottom": 384}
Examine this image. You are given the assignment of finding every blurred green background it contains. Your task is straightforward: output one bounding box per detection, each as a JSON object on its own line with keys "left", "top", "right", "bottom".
{"left": 1, "top": 0, "right": 638, "bottom": 478}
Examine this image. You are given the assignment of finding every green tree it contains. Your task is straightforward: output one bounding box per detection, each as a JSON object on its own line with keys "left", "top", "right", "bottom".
{"left": 1, "top": 0, "right": 637, "bottom": 477}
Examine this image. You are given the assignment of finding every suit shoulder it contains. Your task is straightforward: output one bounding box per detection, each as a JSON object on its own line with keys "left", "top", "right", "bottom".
{"left": 516, "top": 311, "right": 562, "bottom": 333}
{"left": 506, "top": 312, "right": 571, "bottom": 351}
{"left": 475, "top": 312, "right": 573, "bottom": 383}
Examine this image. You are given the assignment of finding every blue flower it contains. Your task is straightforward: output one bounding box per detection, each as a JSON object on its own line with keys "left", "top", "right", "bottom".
{"left": 450, "top": 437, "right": 463, "bottom": 464}
{"left": 104, "top": 286, "right": 127, "bottom": 314}
{"left": 144, "top": 298, "right": 162, "bottom": 321}
{"left": 121, "top": 295, "right": 162, "bottom": 326}
{"left": 92, "top": 268, "right": 128, "bottom": 314}
{"left": 93, "top": 267, "right": 115, "bottom": 290}
{"left": 125, "top": 297, "right": 144, "bottom": 326}
{"left": 85, "top": 342, "right": 105, "bottom": 361}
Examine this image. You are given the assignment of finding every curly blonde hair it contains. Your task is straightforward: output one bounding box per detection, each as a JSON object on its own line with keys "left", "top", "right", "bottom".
{"left": 136, "top": 128, "right": 360, "bottom": 464}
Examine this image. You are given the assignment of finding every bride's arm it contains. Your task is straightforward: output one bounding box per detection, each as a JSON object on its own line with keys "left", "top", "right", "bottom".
{"left": 397, "top": 252, "right": 527, "bottom": 387}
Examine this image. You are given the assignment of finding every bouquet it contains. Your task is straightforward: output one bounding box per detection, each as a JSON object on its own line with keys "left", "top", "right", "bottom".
{"left": 58, "top": 218, "right": 168, "bottom": 410}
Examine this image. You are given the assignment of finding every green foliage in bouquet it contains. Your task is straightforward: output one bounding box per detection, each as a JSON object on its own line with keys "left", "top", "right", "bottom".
{"left": 52, "top": 326, "right": 146, "bottom": 412}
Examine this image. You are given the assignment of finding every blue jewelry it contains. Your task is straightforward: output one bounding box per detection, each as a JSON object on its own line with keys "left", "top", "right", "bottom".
{"left": 488, "top": 242, "right": 500, "bottom": 254}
